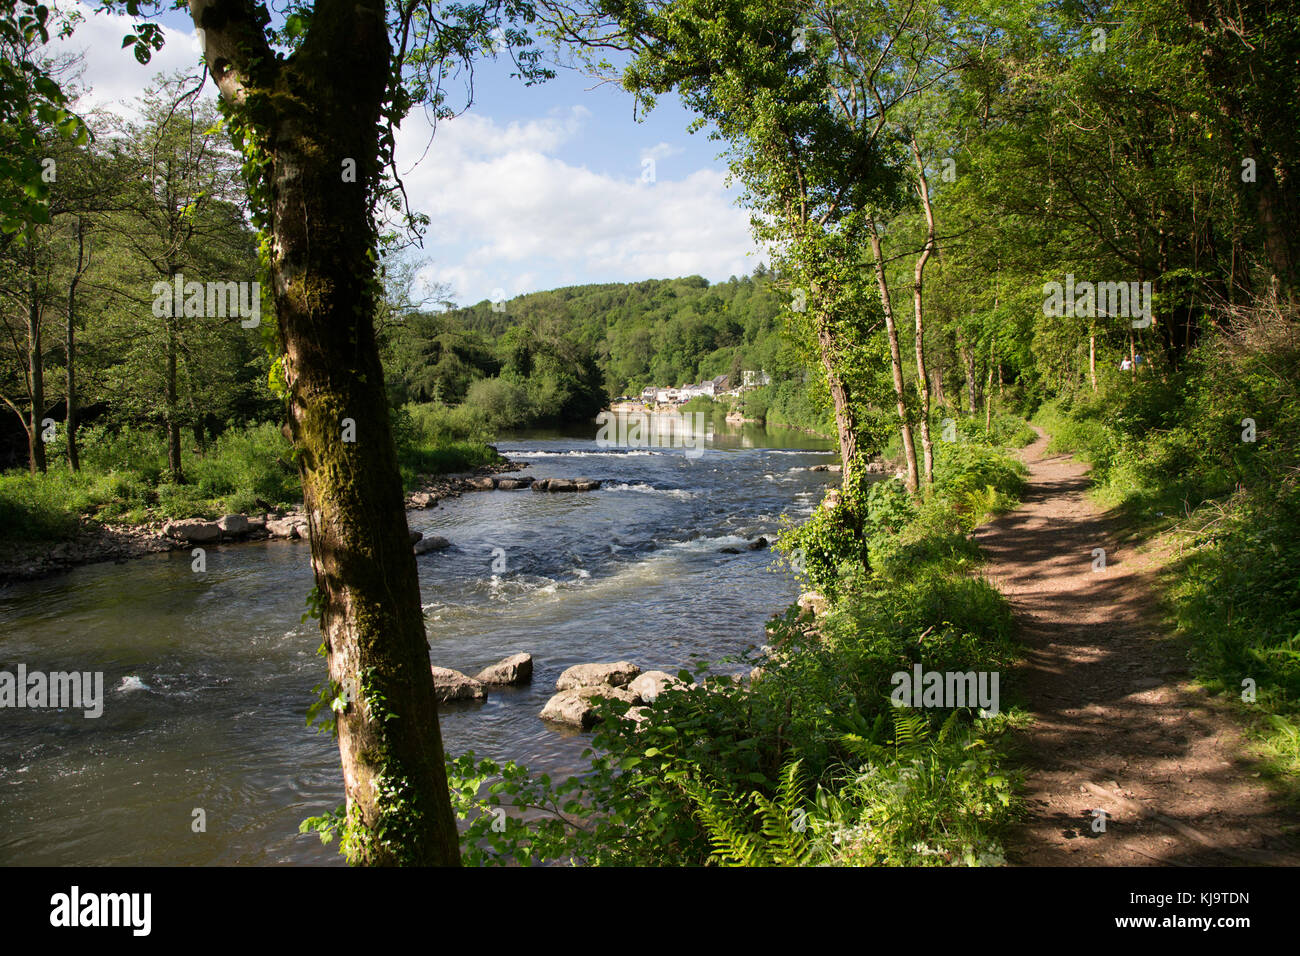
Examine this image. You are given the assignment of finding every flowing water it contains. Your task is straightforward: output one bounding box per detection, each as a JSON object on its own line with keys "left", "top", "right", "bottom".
{"left": 0, "top": 417, "right": 835, "bottom": 864}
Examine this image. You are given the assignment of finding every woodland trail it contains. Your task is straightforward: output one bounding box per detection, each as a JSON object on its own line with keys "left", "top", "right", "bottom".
{"left": 975, "top": 428, "right": 1300, "bottom": 866}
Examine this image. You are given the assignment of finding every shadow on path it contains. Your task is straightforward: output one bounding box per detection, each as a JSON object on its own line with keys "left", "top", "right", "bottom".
{"left": 978, "top": 428, "right": 1300, "bottom": 866}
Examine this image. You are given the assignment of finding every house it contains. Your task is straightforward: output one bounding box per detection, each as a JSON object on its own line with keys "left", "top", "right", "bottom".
{"left": 741, "top": 369, "right": 772, "bottom": 388}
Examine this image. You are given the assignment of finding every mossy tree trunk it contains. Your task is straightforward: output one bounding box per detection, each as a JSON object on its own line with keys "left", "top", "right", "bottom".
{"left": 191, "top": 0, "right": 460, "bottom": 866}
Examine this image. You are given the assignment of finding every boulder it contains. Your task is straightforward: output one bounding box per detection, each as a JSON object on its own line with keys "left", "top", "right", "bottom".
{"left": 531, "top": 478, "right": 551, "bottom": 492}
{"left": 414, "top": 535, "right": 451, "bottom": 554}
{"left": 474, "top": 652, "right": 533, "bottom": 686}
{"left": 797, "top": 591, "right": 828, "bottom": 617}
{"left": 430, "top": 666, "right": 487, "bottom": 703}
{"left": 495, "top": 478, "right": 532, "bottom": 490}
{"left": 266, "top": 515, "right": 309, "bottom": 539}
{"left": 546, "top": 478, "right": 578, "bottom": 493}
{"left": 627, "top": 669, "right": 683, "bottom": 703}
{"left": 747, "top": 536, "right": 769, "bottom": 550}
{"left": 409, "top": 530, "right": 423, "bottom": 545}
{"left": 574, "top": 479, "right": 602, "bottom": 492}
{"left": 465, "top": 476, "right": 496, "bottom": 491}
{"left": 217, "top": 514, "right": 250, "bottom": 536}
{"left": 556, "top": 660, "right": 641, "bottom": 691}
{"left": 409, "top": 492, "right": 437, "bottom": 508}
{"left": 718, "top": 546, "right": 741, "bottom": 554}
{"left": 540, "top": 685, "right": 640, "bottom": 728}
{"left": 162, "top": 519, "right": 221, "bottom": 543}
{"left": 265, "top": 517, "right": 296, "bottom": 538}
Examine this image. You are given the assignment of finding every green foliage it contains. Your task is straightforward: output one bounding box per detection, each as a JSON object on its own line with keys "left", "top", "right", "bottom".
{"left": 401, "top": 272, "right": 827, "bottom": 432}
{"left": 0, "top": 410, "right": 493, "bottom": 543}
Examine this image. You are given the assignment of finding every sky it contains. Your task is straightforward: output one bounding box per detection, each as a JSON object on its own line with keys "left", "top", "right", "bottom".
{"left": 50, "top": 2, "right": 765, "bottom": 307}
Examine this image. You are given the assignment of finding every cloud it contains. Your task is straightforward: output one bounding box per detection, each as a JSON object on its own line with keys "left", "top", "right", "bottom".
{"left": 395, "top": 109, "right": 761, "bottom": 305}
{"left": 51, "top": 3, "right": 210, "bottom": 118}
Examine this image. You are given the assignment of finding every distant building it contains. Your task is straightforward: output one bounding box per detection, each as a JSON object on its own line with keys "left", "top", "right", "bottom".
{"left": 640, "top": 374, "right": 733, "bottom": 404}
{"left": 741, "top": 369, "right": 772, "bottom": 388}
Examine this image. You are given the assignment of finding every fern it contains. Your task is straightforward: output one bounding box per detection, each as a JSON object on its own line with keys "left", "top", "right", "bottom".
{"left": 679, "top": 759, "right": 816, "bottom": 866}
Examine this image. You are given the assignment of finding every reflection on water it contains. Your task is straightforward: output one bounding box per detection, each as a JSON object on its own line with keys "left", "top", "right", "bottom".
{"left": 0, "top": 420, "right": 835, "bottom": 865}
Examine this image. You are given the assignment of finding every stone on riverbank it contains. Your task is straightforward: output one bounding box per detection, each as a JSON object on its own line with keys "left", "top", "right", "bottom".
{"left": 495, "top": 477, "right": 533, "bottom": 490}
{"left": 162, "top": 519, "right": 221, "bottom": 543}
{"left": 475, "top": 652, "right": 533, "bottom": 686}
{"left": 627, "top": 669, "right": 683, "bottom": 703}
{"left": 465, "top": 476, "right": 496, "bottom": 491}
{"left": 555, "top": 661, "right": 640, "bottom": 691}
{"left": 797, "top": 591, "right": 828, "bottom": 617}
{"left": 409, "top": 492, "right": 438, "bottom": 508}
{"left": 266, "top": 515, "right": 309, "bottom": 539}
{"left": 217, "top": 514, "right": 250, "bottom": 537}
{"left": 430, "top": 666, "right": 487, "bottom": 703}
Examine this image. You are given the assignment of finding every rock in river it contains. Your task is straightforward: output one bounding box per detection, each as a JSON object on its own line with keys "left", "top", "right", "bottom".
{"left": 540, "top": 685, "right": 640, "bottom": 728}
{"left": 414, "top": 535, "right": 451, "bottom": 554}
{"left": 475, "top": 652, "right": 533, "bottom": 686}
{"left": 555, "top": 660, "right": 640, "bottom": 691}
{"left": 430, "top": 666, "right": 486, "bottom": 703}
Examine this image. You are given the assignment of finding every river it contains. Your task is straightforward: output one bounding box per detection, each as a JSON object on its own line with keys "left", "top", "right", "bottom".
{"left": 0, "top": 418, "right": 834, "bottom": 864}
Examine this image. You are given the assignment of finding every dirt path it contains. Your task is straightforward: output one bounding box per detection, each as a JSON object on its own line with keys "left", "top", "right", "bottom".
{"left": 975, "top": 427, "right": 1300, "bottom": 866}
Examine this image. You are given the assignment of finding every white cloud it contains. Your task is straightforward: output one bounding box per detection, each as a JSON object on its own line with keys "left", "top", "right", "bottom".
{"left": 51, "top": 2, "right": 209, "bottom": 118}
{"left": 395, "top": 109, "right": 761, "bottom": 305}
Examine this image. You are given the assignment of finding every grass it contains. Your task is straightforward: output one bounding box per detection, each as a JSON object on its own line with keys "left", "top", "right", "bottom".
{"left": 0, "top": 404, "right": 503, "bottom": 545}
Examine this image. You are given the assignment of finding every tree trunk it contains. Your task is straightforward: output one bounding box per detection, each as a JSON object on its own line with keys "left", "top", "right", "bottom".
{"left": 66, "top": 219, "right": 85, "bottom": 471}
{"left": 190, "top": 0, "right": 460, "bottom": 865}
{"left": 984, "top": 362, "right": 993, "bottom": 435}
{"left": 908, "top": 134, "right": 935, "bottom": 488}
{"left": 27, "top": 243, "right": 46, "bottom": 474}
{"left": 960, "top": 335, "right": 978, "bottom": 415}
{"left": 165, "top": 314, "right": 183, "bottom": 481}
{"left": 1089, "top": 332, "right": 1097, "bottom": 392}
{"left": 813, "top": 309, "right": 858, "bottom": 474}
{"left": 865, "top": 215, "right": 918, "bottom": 492}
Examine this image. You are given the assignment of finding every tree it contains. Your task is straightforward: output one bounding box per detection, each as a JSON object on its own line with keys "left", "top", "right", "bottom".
{"left": 100, "top": 0, "right": 553, "bottom": 865}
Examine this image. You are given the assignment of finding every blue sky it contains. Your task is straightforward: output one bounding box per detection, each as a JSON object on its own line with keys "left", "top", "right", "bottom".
{"left": 54, "top": 2, "right": 764, "bottom": 306}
